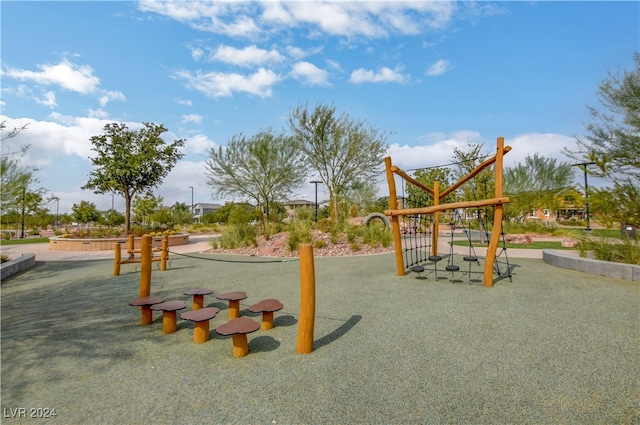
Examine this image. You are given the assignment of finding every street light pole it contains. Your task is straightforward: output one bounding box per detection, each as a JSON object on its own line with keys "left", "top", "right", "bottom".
{"left": 189, "top": 186, "right": 194, "bottom": 222}
{"left": 111, "top": 194, "right": 114, "bottom": 211}
{"left": 572, "top": 162, "right": 596, "bottom": 231}
{"left": 54, "top": 197, "right": 59, "bottom": 229}
{"left": 310, "top": 180, "right": 321, "bottom": 222}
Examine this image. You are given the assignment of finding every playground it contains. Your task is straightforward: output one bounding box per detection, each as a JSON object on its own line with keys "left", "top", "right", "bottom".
{"left": 1, "top": 242, "right": 638, "bottom": 424}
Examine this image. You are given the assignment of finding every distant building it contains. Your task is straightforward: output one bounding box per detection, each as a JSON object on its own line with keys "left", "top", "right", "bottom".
{"left": 192, "top": 202, "right": 221, "bottom": 223}
{"left": 283, "top": 199, "right": 315, "bottom": 221}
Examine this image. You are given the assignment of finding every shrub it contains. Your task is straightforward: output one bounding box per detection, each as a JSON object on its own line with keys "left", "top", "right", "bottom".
{"left": 287, "top": 221, "right": 312, "bottom": 251}
{"left": 314, "top": 239, "right": 327, "bottom": 249}
{"left": 218, "top": 223, "right": 257, "bottom": 249}
{"left": 359, "top": 222, "right": 392, "bottom": 248}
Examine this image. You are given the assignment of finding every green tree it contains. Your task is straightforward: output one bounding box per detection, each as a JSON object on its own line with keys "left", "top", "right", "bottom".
{"left": 504, "top": 153, "right": 575, "bottom": 222}
{"left": 171, "top": 202, "right": 193, "bottom": 225}
{"left": 451, "top": 143, "right": 494, "bottom": 203}
{"left": 288, "top": 103, "right": 388, "bottom": 223}
{"left": 82, "top": 122, "right": 185, "bottom": 235}
{"left": 133, "top": 193, "right": 162, "bottom": 225}
{"left": 72, "top": 201, "right": 99, "bottom": 228}
{"left": 204, "top": 128, "right": 307, "bottom": 227}
{"left": 102, "top": 209, "right": 125, "bottom": 228}
{"left": 406, "top": 167, "right": 454, "bottom": 208}
{"left": 565, "top": 53, "right": 640, "bottom": 227}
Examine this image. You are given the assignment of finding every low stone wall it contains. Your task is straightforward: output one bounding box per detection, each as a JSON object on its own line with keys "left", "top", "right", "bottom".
{"left": 49, "top": 234, "right": 189, "bottom": 251}
{"left": 1, "top": 253, "right": 36, "bottom": 281}
{"left": 543, "top": 249, "right": 640, "bottom": 282}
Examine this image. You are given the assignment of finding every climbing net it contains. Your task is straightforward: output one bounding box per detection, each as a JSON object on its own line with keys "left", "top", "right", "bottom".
{"left": 384, "top": 137, "right": 512, "bottom": 287}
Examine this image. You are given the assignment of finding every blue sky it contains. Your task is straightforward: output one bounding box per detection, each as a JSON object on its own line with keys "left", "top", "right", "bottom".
{"left": 1, "top": 1, "right": 638, "bottom": 213}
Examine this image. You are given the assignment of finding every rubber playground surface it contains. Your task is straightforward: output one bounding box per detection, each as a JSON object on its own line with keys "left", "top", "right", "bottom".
{"left": 1, "top": 239, "right": 638, "bottom": 424}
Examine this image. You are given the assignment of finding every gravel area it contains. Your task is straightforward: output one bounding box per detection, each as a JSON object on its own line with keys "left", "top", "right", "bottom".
{"left": 1, "top": 251, "right": 638, "bottom": 424}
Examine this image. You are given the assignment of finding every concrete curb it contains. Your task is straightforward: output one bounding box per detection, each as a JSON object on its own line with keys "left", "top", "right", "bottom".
{"left": 543, "top": 249, "right": 640, "bottom": 282}
{"left": 1, "top": 253, "right": 36, "bottom": 282}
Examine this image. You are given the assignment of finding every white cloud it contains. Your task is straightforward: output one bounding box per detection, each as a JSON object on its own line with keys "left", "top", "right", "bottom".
{"left": 173, "top": 67, "right": 281, "bottom": 98}
{"left": 98, "top": 90, "right": 126, "bottom": 106}
{"left": 175, "top": 98, "right": 193, "bottom": 106}
{"left": 139, "top": 0, "right": 457, "bottom": 38}
{"left": 190, "top": 46, "right": 205, "bottom": 61}
{"left": 2, "top": 58, "right": 100, "bottom": 94}
{"left": 386, "top": 132, "right": 579, "bottom": 176}
{"left": 35, "top": 91, "right": 57, "bottom": 108}
{"left": 211, "top": 44, "right": 284, "bottom": 67}
{"left": 426, "top": 59, "right": 453, "bottom": 76}
{"left": 181, "top": 113, "right": 203, "bottom": 124}
{"left": 0, "top": 114, "right": 115, "bottom": 168}
{"left": 184, "top": 133, "right": 215, "bottom": 155}
{"left": 87, "top": 108, "right": 109, "bottom": 119}
{"left": 291, "top": 62, "right": 331, "bottom": 86}
{"left": 349, "top": 65, "right": 409, "bottom": 84}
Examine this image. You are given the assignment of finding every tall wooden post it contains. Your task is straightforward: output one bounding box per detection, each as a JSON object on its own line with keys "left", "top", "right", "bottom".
{"left": 432, "top": 181, "right": 440, "bottom": 256}
{"left": 113, "top": 243, "right": 121, "bottom": 276}
{"left": 161, "top": 235, "right": 168, "bottom": 271}
{"left": 385, "top": 157, "right": 405, "bottom": 276}
{"left": 484, "top": 137, "right": 505, "bottom": 287}
{"left": 140, "top": 234, "right": 152, "bottom": 297}
{"left": 296, "top": 244, "right": 316, "bottom": 354}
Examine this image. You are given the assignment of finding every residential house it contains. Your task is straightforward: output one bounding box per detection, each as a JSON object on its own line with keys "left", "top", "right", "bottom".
{"left": 192, "top": 202, "right": 221, "bottom": 223}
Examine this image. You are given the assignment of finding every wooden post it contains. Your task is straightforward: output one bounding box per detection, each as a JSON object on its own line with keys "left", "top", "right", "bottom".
{"left": 385, "top": 157, "right": 405, "bottom": 276}
{"left": 161, "top": 235, "right": 168, "bottom": 271}
{"left": 140, "top": 234, "right": 152, "bottom": 297}
{"left": 228, "top": 300, "right": 241, "bottom": 319}
{"left": 232, "top": 334, "right": 249, "bottom": 357}
{"left": 193, "top": 321, "right": 210, "bottom": 343}
{"left": 296, "top": 244, "right": 316, "bottom": 354}
{"left": 127, "top": 234, "right": 135, "bottom": 258}
{"left": 162, "top": 311, "right": 177, "bottom": 334}
{"left": 484, "top": 137, "right": 505, "bottom": 287}
{"left": 140, "top": 306, "right": 153, "bottom": 326}
{"left": 113, "top": 243, "right": 121, "bottom": 276}
{"left": 432, "top": 181, "right": 440, "bottom": 257}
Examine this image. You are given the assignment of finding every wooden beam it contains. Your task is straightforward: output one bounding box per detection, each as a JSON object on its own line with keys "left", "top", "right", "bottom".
{"left": 385, "top": 197, "right": 509, "bottom": 217}
{"left": 440, "top": 146, "right": 512, "bottom": 199}
{"left": 390, "top": 166, "right": 435, "bottom": 196}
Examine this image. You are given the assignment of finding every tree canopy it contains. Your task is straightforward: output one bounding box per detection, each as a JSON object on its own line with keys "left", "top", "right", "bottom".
{"left": 82, "top": 122, "right": 184, "bottom": 235}
{"left": 288, "top": 103, "right": 388, "bottom": 222}
{"left": 504, "top": 153, "right": 575, "bottom": 221}
{"left": 565, "top": 53, "right": 640, "bottom": 227}
{"left": 204, "top": 128, "right": 307, "bottom": 225}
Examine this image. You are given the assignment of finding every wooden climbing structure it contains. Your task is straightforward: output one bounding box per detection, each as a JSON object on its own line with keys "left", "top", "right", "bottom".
{"left": 384, "top": 136, "right": 511, "bottom": 287}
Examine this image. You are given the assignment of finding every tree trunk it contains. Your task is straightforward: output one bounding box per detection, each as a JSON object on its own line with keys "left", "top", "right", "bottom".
{"left": 124, "top": 193, "right": 132, "bottom": 235}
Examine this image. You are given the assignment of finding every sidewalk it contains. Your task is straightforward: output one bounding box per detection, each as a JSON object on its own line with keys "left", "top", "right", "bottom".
{"left": 0, "top": 234, "right": 215, "bottom": 262}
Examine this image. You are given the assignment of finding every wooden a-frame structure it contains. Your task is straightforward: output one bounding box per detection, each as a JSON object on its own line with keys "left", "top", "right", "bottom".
{"left": 384, "top": 137, "right": 511, "bottom": 287}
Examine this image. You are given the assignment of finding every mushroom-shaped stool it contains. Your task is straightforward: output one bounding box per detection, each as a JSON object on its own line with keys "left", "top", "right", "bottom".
{"left": 150, "top": 300, "right": 187, "bottom": 334}
{"left": 215, "top": 317, "right": 260, "bottom": 358}
{"left": 216, "top": 291, "right": 247, "bottom": 319}
{"left": 248, "top": 299, "right": 284, "bottom": 330}
{"left": 181, "top": 307, "right": 220, "bottom": 343}
{"left": 129, "top": 296, "right": 165, "bottom": 326}
{"left": 183, "top": 287, "right": 214, "bottom": 310}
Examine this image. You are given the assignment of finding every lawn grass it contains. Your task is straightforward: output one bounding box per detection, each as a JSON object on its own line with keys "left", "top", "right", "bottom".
{"left": 0, "top": 237, "right": 50, "bottom": 246}
{"left": 451, "top": 240, "right": 571, "bottom": 250}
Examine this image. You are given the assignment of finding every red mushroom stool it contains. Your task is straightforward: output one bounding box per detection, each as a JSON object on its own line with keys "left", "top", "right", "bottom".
{"left": 216, "top": 291, "right": 247, "bottom": 319}
{"left": 248, "top": 299, "right": 284, "bottom": 330}
{"left": 183, "top": 287, "right": 214, "bottom": 310}
{"left": 215, "top": 317, "right": 260, "bottom": 358}
{"left": 181, "top": 307, "right": 220, "bottom": 343}
{"left": 129, "top": 296, "right": 165, "bottom": 326}
{"left": 150, "top": 300, "right": 187, "bottom": 334}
